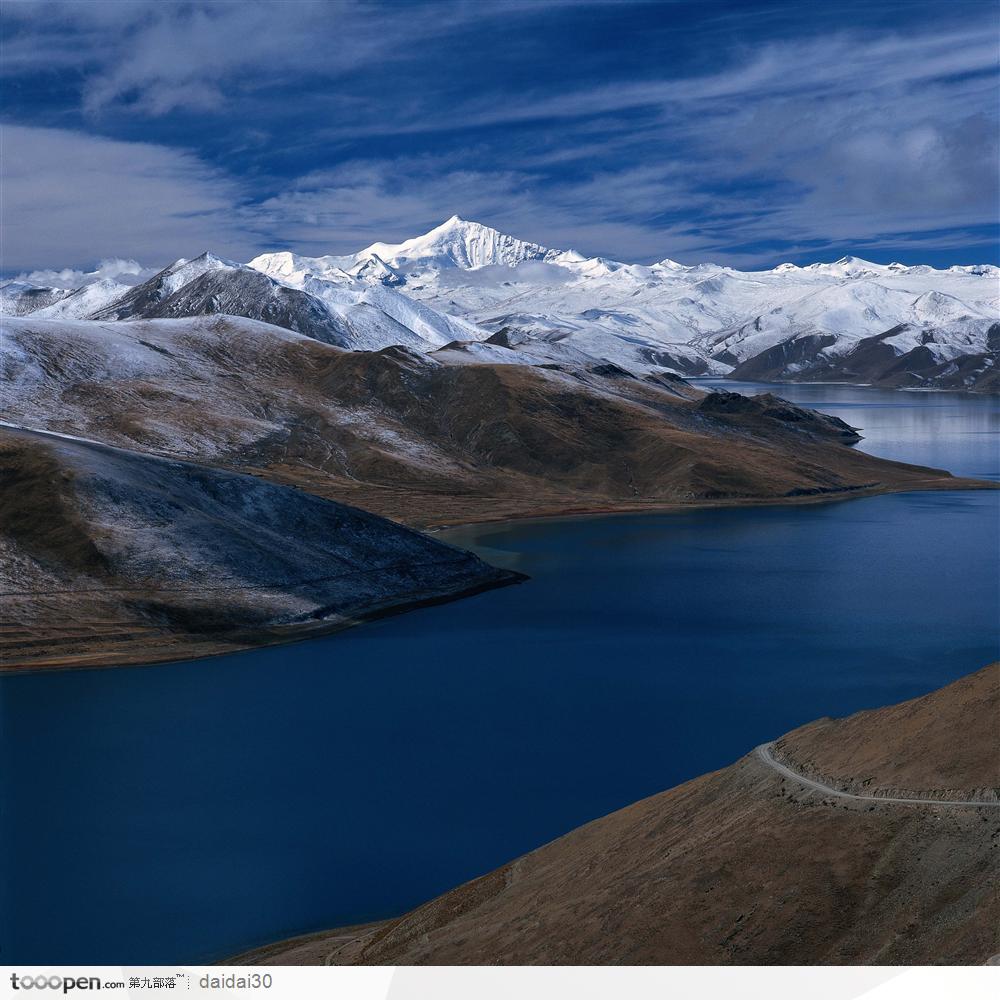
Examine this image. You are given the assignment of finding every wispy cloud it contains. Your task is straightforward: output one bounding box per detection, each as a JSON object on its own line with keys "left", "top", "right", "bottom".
{"left": 0, "top": 0, "right": 551, "bottom": 115}
{"left": 1, "top": 125, "right": 257, "bottom": 269}
{"left": 1, "top": 1, "right": 996, "bottom": 269}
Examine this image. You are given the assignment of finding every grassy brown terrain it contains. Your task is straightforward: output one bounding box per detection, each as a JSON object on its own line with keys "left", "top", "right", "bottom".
{"left": 772, "top": 666, "right": 1000, "bottom": 802}
{"left": 234, "top": 663, "right": 1000, "bottom": 966}
{"left": 3, "top": 315, "right": 991, "bottom": 527}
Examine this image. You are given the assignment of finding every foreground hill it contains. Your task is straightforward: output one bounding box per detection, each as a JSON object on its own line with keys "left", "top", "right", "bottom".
{"left": 1, "top": 315, "right": 987, "bottom": 531}
{"left": 0, "top": 426, "right": 517, "bottom": 670}
{"left": 237, "top": 664, "right": 999, "bottom": 965}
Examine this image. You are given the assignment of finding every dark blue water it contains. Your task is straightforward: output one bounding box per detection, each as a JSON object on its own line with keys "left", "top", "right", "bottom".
{"left": 2, "top": 384, "right": 998, "bottom": 964}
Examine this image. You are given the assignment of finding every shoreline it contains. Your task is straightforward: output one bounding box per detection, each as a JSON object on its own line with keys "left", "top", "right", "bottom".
{"left": 708, "top": 375, "right": 999, "bottom": 396}
{"left": 3, "top": 476, "right": 996, "bottom": 675}
{"left": 422, "top": 475, "right": 996, "bottom": 532}
{"left": 0, "top": 569, "right": 527, "bottom": 677}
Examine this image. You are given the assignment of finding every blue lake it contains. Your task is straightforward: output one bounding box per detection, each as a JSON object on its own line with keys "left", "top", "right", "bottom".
{"left": 2, "top": 383, "right": 998, "bottom": 964}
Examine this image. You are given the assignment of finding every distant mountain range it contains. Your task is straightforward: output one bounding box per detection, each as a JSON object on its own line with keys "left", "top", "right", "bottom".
{"left": 4, "top": 216, "right": 997, "bottom": 391}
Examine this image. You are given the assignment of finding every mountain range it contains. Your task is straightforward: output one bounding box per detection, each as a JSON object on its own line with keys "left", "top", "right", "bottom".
{"left": 3, "top": 311, "right": 981, "bottom": 530}
{"left": 3, "top": 305, "right": 988, "bottom": 670}
{"left": 4, "top": 216, "right": 997, "bottom": 391}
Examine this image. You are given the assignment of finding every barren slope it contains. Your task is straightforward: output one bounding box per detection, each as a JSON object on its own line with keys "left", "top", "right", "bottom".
{"left": 238, "top": 664, "right": 1000, "bottom": 966}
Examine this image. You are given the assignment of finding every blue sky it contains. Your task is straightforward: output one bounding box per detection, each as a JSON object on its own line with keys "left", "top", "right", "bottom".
{"left": 2, "top": 0, "right": 997, "bottom": 275}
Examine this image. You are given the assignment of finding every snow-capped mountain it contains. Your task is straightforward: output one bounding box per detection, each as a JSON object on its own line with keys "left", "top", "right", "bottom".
{"left": 349, "top": 253, "right": 404, "bottom": 286}
{"left": 360, "top": 215, "right": 557, "bottom": 270}
{"left": 4, "top": 217, "right": 997, "bottom": 390}
{"left": 85, "top": 251, "right": 488, "bottom": 352}
{"left": 248, "top": 216, "right": 556, "bottom": 288}
{"left": 247, "top": 218, "right": 997, "bottom": 388}
{"left": 90, "top": 252, "right": 246, "bottom": 321}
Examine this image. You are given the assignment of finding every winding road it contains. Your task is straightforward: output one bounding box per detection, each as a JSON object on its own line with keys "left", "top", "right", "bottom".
{"left": 755, "top": 742, "right": 1000, "bottom": 809}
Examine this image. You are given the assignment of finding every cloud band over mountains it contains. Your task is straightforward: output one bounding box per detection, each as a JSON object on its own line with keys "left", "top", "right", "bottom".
{"left": 1, "top": 0, "right": 997, "bottom": 271}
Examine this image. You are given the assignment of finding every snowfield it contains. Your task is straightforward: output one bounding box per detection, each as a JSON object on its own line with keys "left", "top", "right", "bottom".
{"left": 3, "top": 216, "right": 997, "bottom": 390}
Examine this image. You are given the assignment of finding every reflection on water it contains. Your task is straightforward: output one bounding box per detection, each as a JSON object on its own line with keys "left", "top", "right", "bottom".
{"left": 692, "top": 378, "right": 1000, "bottom": 480}
{"left": 1, "top": 385, "right": 997, "bottom": 964}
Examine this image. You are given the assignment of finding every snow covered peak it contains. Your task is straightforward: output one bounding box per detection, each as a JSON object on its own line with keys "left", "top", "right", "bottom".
{"left": 348, "top": 252, "right": 404, "bottom": 286}
{"left": 247, "top": 251, "right": 301, "bottom": 280}
{"left": 908, "top": 288, "right": 989, "bottom": 324}
{"left": 249, "top": 250, "right": 356, "bottom": 288}
{"left": 654, "top": 258, "right": 691, "bottom": 272}
{"left": 550, "top": 249, "right": 588, "bottom": 264}
{"left": 361, "top": 217, "right": 557, "bottom": 270}
{"left": 804, "top": 255, "right": 887, "bottom": 278}
{"left": 158, "top": 252, "right": 242, "bottom": 296}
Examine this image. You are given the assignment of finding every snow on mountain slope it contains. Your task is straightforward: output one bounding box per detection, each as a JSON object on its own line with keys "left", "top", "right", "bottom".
{"left": 0, "top": 282, "right": 72, "bottom": 316}
{"left": 388, "top": 224, "right": 998, "bottom": 386}
{"left": 138, "top": 267, "right": 359, "bottom": 347}
{"left": 697, "top": 282, "right": 918, "bottom": 365}
{"left": 90, "top": 252, "right": 242, "bottom": 321}
{"left": 31, "top": 278, "right": 132, "bottom": 319}
{"left": 251, "top": 235, "right": 728, "bottom": 375}
{"left": 299, "top": 274, "right": 486, "bottom": 348}
{"left": 246, "top": 219, "right": 996, "bottom": 385}
{"left": 12, "top": 218, "right": 998, "bottom": 389}
{"left": 247, "top": 250, "right": 356, "bottom": 286}
{"left": 75, "top": 251, "right": 489, "bottom": 353}
{"left": 248, "top": 217, "right": 554, "bottom": 285}
{"left": 2, "top": 316, "right": 209, "bottom": 401}
{"left": 361, "top": 215, "right": 556, "bottom": 271}
{"left": 0, "top": 314, "right": 452, "bottom": 461}
{"left": 349, "top": 253, "right": 404, "bottom": 286}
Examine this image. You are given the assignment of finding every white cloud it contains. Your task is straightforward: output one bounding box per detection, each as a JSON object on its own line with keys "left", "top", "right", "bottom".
{"left": 11, "top": 258, "right": 156, "bottom": 290}
{"left": 1, "top": 124, "right": 256, "bottom": 271}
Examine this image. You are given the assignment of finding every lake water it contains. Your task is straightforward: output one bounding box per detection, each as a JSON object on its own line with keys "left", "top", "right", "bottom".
{"left": 2, "top": 383, "right": 997, "bottom": 964}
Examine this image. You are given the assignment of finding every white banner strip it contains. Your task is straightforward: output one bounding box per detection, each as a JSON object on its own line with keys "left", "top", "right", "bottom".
{"left": 1, "top": 966, "right": 998, "bottom": 1000}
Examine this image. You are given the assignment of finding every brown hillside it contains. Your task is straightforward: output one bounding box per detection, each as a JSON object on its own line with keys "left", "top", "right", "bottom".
{"left": 2, "top": 316, "right": 988, "bottom": 530}
{"left": 236, "top": 664, "right": 1000, "bottom": 966}
{"left": 773, "top": 664, "right": 1000, "bottom": 801}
